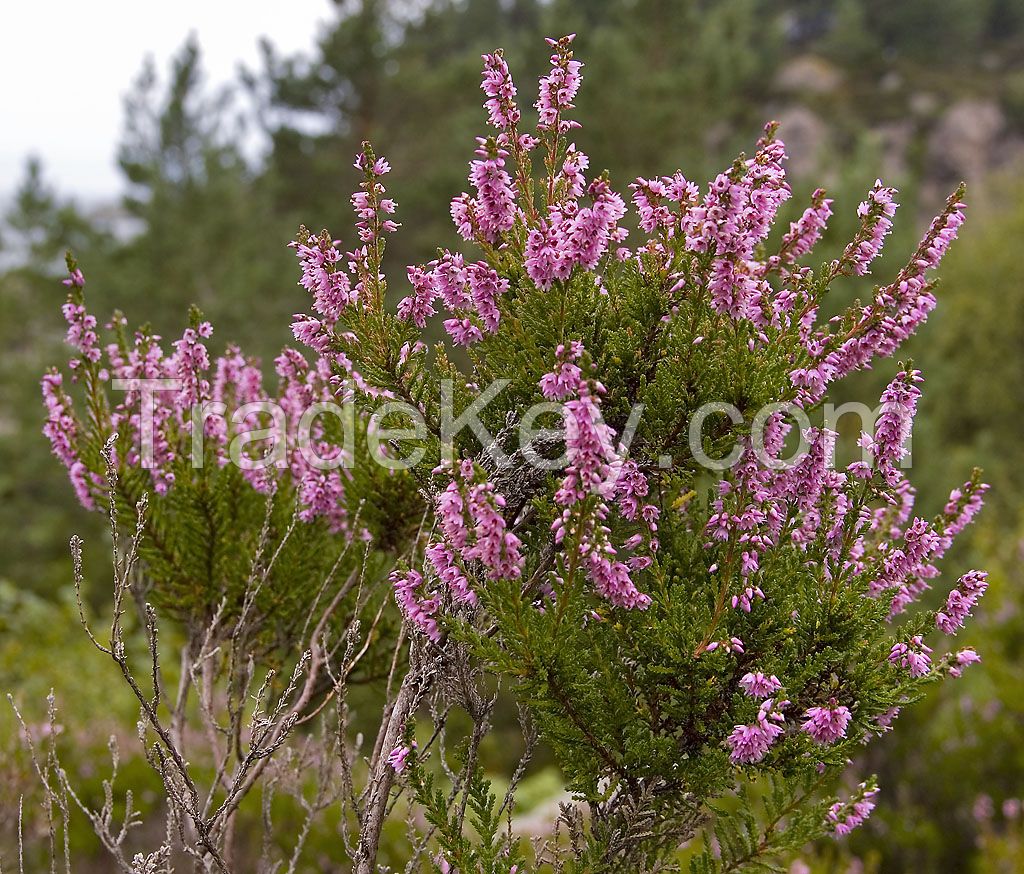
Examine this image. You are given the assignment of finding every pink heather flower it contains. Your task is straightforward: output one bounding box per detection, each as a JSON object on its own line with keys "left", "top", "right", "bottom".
{"left": 468, "top": 140, "right": 517, "bottom": 242}
{"left": 41, "top": 371, "right": 77, "bottom": 468}
{"left": 42, "top": 370, "right": 96, "bottom": 509}
{"left": 541, "top": 343, "right": 653, "bottom": 609}
{"left": 936, "top": 569, "right": 988, "bottom": 634}
{"left": 838, "top": 180, "right": 898, "bottom": 276}
{"left": 291, "top": 236, "right": 357, "bottom": 320}
{"left": 296, "top": 458, "right": 349, "bottom": 533}
{"left": 791, "top": 193, "right": 965, "bottom": 407}
{"left": 828, "top": 782, "right": 878, "bottom": 836}
{"left": 433, "top": 461, "right": 524, "bottom": 589}
{"left": 940, "top": 480, "right": 988, "bottom": 549}
{"left": 422, "top": 252, "right": 506, "bottom": 344}
{"left": 481, "top": 50, "right": 520, "bottom": 132}
{"left": 631, "top": 173, "right": 700, "bottom": 236}
{"left": 450, "top": 193, "right": 476, "bottom": 240}
{"left": 426, "top": 540, "right": 475, "bottom": 605}
{"left": 437, "top": 476, "right": 470, "bottom": 550}
{"left": 950, "top": 647, "right": 981, "bottom": 678}
{"left": 170, "top": 324, "right": 213, "bottom": 409}
{"left": 779, "top": 187, "right": 833, "bottom": 264}
{"left": 565, "top": 178, "right": 627, "bottom": 270}
{"left": 704, "top": 637, "right": 746, "bottom": 656}
{"left": 915, "top": 193, "right": 966, "bottom": 273}
{"left": 707, "top": 259, "right": 767, "bottom": 324}
{"left": 391, "top": 569, "right": 440, "bottom": 642}
{"left": 443, "top": 317, "right": 483, "bottom": 347}
{"left": 727, "top": 698, "right": 786, "bottom": 764}
{"left": 387, "top": 741, "right": 416, "bottom": 773}
{"left": 686, "top": 127, "right": 790, "bottom": 262}
{"left": 536, "top": 35, "right": 583, "bottom": 134}
{"left": 739, "top": 672, "right": 782, "bottom": 698}
{"left": 792, "top": 186, "right": 960, "bottom": 404}
{"left": 351, "top": 145, "right": 399, "bottom": 243}
{"left": 467, "top": 262, "right": 507, "bottom": 334}
{"left": 432, "top": 251, "right": 471, "bottom": 310}
{"left": 397, "top": 265, "right": 437, "bottom": 328}
{"left": 614, "top": 459, "right": 658, "bottom": 534}
{"left": 631, "top": 176, "right": 674, "bottom": 234}
{"left": 867, "top": 369, "right": 922, "bottom": 484}
{"left": 801, "top": 699, "right": 851, "bottom": 744}
{"left": 208, "top": 345, "right": 263, "bottom": 458}
{"left": 62, "top": 267, "right": 85, "bottom": 288}
{"left": 680, "top": 129, "right": 789, "bottom": 328}
{"left": 525, "top": 219, "right": 565, "bottom": 291}
{"left": 559, "top": 144, "right": 589, "bottom": 197}
{"left": 556, "top": 380, "right": 619, "bottom": 503}
{"left": 539, "top": 342, "right": 583, "bottom": 400}
{"left": 61, "top": 301, "right": 101, "bottom": 367}
{"left": 875, "top": 707, "right": 900, "bottom": 731}
{"left": 889, "top": 635, "right": 932, "bottom": 678}
{"left": 291, "top": 314, "right": 326, "bottom": 352}
{"left": 463, "top": 480, "right": 524, "bottom": 581}
{"left": 868, "top": 515, "right": 941, "bottom": 601}
{"left": 732, "top": 584, "right": 765, "bottom": 613}
{"left": 582, "top": 548, "right": 652, "bottom": 610}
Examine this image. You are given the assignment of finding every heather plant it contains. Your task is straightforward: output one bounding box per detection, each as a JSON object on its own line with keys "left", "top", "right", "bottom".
{"left": 17, "top": 33, "right": 989, "bottom": 873}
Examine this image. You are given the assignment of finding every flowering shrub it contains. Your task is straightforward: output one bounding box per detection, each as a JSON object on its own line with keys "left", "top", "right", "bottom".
{"left": 33, "top": 33, "right": 988, "bottom": 873}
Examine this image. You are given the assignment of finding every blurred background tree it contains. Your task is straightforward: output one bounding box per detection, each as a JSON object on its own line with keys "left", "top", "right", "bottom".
{"left": 4, "top": 0, "right": 1024, "bottom": 869}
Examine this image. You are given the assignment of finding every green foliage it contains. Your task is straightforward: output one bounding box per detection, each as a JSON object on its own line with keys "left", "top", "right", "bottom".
{"left": 688, "top": 776, "right": 834, "bottom": 874}
{"left": 410, "top": 750, "right": 526, "bottom": 873}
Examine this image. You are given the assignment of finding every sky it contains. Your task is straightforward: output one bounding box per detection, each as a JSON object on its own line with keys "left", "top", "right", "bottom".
{"left": 0, "top": 1, "right": 334, "bottom": 203}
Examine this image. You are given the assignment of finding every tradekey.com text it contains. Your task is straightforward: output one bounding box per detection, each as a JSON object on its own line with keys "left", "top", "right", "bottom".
{"left": 112, "top": 377, "right": 912, "bottom": 477}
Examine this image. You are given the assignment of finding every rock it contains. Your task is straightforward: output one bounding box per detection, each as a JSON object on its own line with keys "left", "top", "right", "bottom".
{"left": 775, "top": 55, "right": 843, "bottom": 95}
{"left": 909, "top": 92, "right": 939, "bottom": 118}
{"left": 874, "top": 120, "right": 915, "bottom": 180}
{"left": 927, "top": 99, "right": 1005, "bottom": 189}
{"left": 880, "top": 70, "right": 903, "bottom": 93}
{"left": 775, "top": 107, "right": 830, "bottom": 178}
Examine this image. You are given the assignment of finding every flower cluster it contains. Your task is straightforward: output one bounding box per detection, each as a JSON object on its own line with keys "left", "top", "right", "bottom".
{"left": 523, "top": 176, "right": 628, "bottom": 290}
{"left": 292, "top": 232, "right": 357, "bottom": 327}
{"left": 387, "top": 741, "right": 416, "bottom": 773}
{"left": 535, "top": 34, "right": 583, "bottom": 134}
{"left": 837, "top": 181, "right": 898, "bottom": 276}
{"left": 46, "top": 264, "right": 357, "bottom": 533}
{"left": 480, "top": 49, "right": 519, "bottom": 133}
{"left": 860, "top": 368, "right": 922, "bottom": 484}
{"left": 936, "top": 569, "right": 988, "bottom": 634}
{"left": 950, "top": 647, "right": 981, "bottom": 678}
{"left": 397, "top": 252, "right": 509, "bottom": 346}
{"left": 468, "top": 138, "right": 517, "bottom": 243}
{"left": 630, "top": 173, "right": 700, "bottom": 237}
{"left": 391, "top": 569, "right": 440, "bottom": 642}
{"left": 777, "top": 187, "right": 833, "bottom": 266}
{"left": 828, "top": 782, "right": 879, "bottom": 836}
{"left": 801, "top": 699, "right": 852, "bottom": 745}
{"left": 727, "top": 698, "right": 787, "bottom": 764}
{"left": 41, "top": 370, "right": 97, "bottom": 509}
{"left": 739, "top": 671, "right": 782, "bottom": 698}
{"left": 791, "top": 186, "right": 966, "bottom": 405}
{"left": 352, "top": 147, "right": 399, "bottom": 243}
{"left": 540, "top": 343, "right": 657, "bottom": 609}
{"left": 432, "top": 460, "right": 524, "bottom": 586}
{"left": 889, "top": 635, "right": 933, "bottom": 678}
{"left": 390, "top": 462, "right": 525, "bottom": 640}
